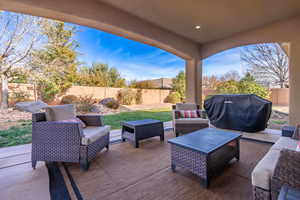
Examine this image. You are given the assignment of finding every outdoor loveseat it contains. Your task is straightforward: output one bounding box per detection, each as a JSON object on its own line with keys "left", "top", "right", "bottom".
{"left": 172, "top": 103, "right": 209, "bottom": 137}
{"left": 252, "top": 125, "right": 300, "bottom": 199}
{"left": 31, "top": 104, "right": 110, "bottom": 170}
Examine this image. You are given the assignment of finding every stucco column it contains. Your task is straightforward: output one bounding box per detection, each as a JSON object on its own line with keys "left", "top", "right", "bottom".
{"left": 289, "top": 41, "right": 300, "bottom": 125}
{"left": 185, "top": 58, "right": 202, "bottom": 106}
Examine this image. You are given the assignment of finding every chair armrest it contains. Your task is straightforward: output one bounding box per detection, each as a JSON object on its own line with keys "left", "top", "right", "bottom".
{"left": 77, "top": 115, "right": 103, "bottom": 126}
{"left": 271, "top": 149, "right": 300, "bottom": 198}
{"left": 198, "top": 109, "right": 207, "bottom": 119}
{"left": 282, "top": 126, "right": 297, "bottom": 137}
{"left": 32, "top": 121, "right": 82, "bottom": 144}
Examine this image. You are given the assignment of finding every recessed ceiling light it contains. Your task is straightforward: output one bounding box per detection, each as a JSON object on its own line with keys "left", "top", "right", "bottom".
{"left": 195, "top": 25, "right": 201, "bottom": 30}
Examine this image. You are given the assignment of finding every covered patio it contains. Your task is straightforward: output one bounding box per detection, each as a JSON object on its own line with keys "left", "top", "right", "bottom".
{"left": 1, "top": 0, "right": 300, "bottom": 199}
{"left": 1, "top": 0, "right": 299, "bottom": 124}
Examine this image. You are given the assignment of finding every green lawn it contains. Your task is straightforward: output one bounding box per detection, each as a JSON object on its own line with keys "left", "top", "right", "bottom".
{"left": 103, "top": 108, "right": 172, "bottom": 129}
{"left": 0, "top": 120, "right": 32, "bottom": 148}
{"left": 0, "top": 108, "right": 172, "bottom": 148}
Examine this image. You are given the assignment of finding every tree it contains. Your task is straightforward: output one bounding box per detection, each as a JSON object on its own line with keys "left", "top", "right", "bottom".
{"left": 172, "top": 71, "right": 185, "bottom": 101}
{"left": 77, "top": 62, "right": 126, "bottom": 88}
{"left": 9, "top": 68, "right": 30, "bottom": 83}
{"left": 129, "top": 80, "right": 154, "bottom": 89}
{"left": 240, "top": 72, "right": 255, "bottom": 82}
{"left": 216, "top": 78, "right": 270, "bottom": 99}
{"left": 216, "top": 80, "right": 240, "bottom": 94}
{"left": 31, "top": 21, "right": 79, "bottom": 102}
{"left": 241, "top": 43, "right": 289, "bottom": 88}
{"left": 219, "top": 70, "right": 241, "bottom": 82}
{"left": 0, "top": 12, "right": 44, "bottom": 108}
{"left": 202, "top": 75, "right": 220, "bottom": 89}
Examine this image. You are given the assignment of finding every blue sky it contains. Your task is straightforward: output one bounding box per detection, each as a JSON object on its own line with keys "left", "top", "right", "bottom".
{"left": 75, "top": 25, "right": 246, "bottom": 80}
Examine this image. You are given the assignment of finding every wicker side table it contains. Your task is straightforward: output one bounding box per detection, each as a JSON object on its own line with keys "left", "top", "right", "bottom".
{"left": 168, "top": 128, "right": 241, "bottom": 188}
{"left": 121, "top": 119, "right": 164, "bottom": 148}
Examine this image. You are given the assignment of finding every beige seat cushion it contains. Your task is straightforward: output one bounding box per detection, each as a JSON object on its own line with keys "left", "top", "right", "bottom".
{"left": 251, "top": 149, "right": 280, "bottom": 190}
{"left": 81, "top": 125, "right": 110, "bottom": 145}
{"left": 45, "top": 104, "right": 76, "bottom": 121}
{"left": 176, "top": 103, "right": 197, "bottom": 110}
{"left": 271, "top": 136, "right": 298, "bottom": 151}
{"left": 175, "top": 118, "right": 209, "bottom": 124}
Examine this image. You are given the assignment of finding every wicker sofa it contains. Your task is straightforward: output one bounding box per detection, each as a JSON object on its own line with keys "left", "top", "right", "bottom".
{"left": 172, "top": 103, "right": 209, "bottom": 137}
{"left": 31, "top": 105, "right": 110, "bottom": 171}
{"left": 252, "top": 126, "right": 300, "bottom": 199}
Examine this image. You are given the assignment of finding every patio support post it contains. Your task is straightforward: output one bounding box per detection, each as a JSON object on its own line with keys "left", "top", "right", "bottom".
{"left": 289, "top": 41, "right": 300, "bottom": 125}
{"left": 185, "top": 58, "right": 202, "bottom": 106}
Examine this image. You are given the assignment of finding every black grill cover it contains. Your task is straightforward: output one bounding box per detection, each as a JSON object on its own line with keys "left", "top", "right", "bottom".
{"left": 204, "top": 94, "right": 272, "bottom": 132}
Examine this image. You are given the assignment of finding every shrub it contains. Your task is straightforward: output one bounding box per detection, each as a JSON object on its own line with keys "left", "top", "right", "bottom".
{"left": 117, "top": 88, "right": 136, "bottom": 105}
{"left": 61, "top": 95, "right": 79, "bottom": 104}
{"left": 165, "top": 92, "right": 181, "bottom": 103}
{"left": 239, "top": 80, "right": 270, "bottom": 99}
{"left": 9, "top": 90, "right": 31, "bottom": 106}
{"left": 216, "top": 79, "right": 270, "bottom": 99}
{"left": 135, "top": 89, "right": 143, "bottom": 104}
{"left": 38, "top": 80, "right": 60, "bottom": 103}
{"left": 76, "top": 95, "right": 97, "bottom": 113}
{"left": 99, "top": 98, "right": 119, "bottom": 109}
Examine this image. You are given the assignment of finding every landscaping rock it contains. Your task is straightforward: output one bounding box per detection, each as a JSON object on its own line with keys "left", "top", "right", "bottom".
{"left": 99, "top": 98, "right": 119, "bottom": 109}
{"left": 15, "top": 100, "right": 48, "bottom": 113}
{"left": 90, "top": 104, "right": 101, "bottom": 113}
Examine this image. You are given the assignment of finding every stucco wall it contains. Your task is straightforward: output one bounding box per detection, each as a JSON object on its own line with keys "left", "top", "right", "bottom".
{"left": 270, "top": 88, "right": 289, "bottom": 106}
{"left": 201, "top": 88, "right": 289, "bottom": 106}
{"left": 1, "top": 83, "right": 171, "bottom": 105}
{"left": 1, "top": 83, "right": 289, "bottom": 106}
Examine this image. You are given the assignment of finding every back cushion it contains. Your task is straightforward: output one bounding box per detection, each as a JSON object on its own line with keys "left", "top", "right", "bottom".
{"left": 179, "top": 110, "right": 199, "bottom": 118}
{"left": 45, "top": 104, "right": 76, "bottom": 121}
{"left": 176, "top": 103, "right": 197, "bottom": 110}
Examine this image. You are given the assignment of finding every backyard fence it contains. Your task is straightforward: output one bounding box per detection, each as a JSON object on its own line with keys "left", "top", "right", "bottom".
{"left": 0, "top": 83, "right": 290, "bottom": 106}
{"left": 2, "top": 83, "right": 171, "bottom": 105}
{"left": 202, "top": 88, "right": 289, "bottom": 106}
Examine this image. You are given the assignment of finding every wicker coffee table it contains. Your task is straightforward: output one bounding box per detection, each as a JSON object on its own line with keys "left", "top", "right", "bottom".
{"left": 122, "top": 119, "right": 164, "bottom": 148}
{"left": 168, "top": 128, "right": 241, "bottom": 188}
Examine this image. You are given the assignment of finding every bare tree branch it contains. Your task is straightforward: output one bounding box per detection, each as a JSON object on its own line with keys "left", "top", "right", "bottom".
{"left": 241, "top": 43, "right": 289, "bottom": 88}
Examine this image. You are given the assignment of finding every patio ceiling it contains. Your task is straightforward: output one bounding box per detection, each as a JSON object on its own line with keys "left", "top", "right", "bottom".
{"left": 99, "top": 0, "right": 300, "bottom": 44}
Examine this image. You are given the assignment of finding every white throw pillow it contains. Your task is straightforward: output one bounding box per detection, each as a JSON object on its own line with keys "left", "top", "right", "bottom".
{"left": 45, "top": 104, "right": 76, "bottom": 121}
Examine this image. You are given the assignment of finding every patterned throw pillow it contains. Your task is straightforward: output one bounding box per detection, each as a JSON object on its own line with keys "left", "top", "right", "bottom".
{"left": 179, "top": 110, "right": 199, "bottom": 118}
{"left": 61, "top": 117, "right": 86, "bottom": 128}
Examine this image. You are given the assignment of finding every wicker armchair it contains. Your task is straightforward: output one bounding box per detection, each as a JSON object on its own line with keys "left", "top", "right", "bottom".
{"left": 172, "top": 103, "right": 209, "bottom": 137}
{"left": 31, "top": 112, "right": 110, "bottom": 171}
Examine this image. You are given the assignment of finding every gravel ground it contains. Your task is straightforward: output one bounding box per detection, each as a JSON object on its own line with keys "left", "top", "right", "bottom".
{"left": 0, "top": 108, "right": 32, "bottom": 123}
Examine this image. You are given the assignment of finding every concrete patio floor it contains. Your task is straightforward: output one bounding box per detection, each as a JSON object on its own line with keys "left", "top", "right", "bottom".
{"left": 0, "top": 144, "right": 50, "bottom": 200}
{"left": 0, "top": 121, "right": 280, "bottom": 199}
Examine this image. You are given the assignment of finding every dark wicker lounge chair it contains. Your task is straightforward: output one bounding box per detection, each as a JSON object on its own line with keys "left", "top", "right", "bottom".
{"left": 31, "top": 112, "right": 110, "bottom": 170}
{"left": 172, "top": 103, "right": 209, "bottom": 137}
